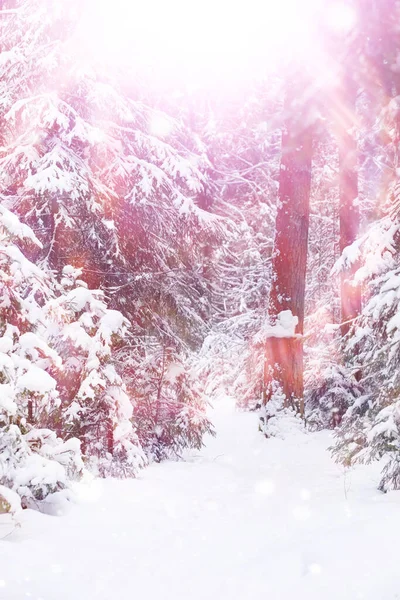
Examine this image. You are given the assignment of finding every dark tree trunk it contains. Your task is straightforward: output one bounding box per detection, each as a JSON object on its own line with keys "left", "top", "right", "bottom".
{"left": 27, "top": 398, "right": 33, "bottom": 425}
{"left": 264, "top": 83, "right": 313, "bottom": 415}
{"left": 107, "top": 419, "right": 114, "bottom": 455}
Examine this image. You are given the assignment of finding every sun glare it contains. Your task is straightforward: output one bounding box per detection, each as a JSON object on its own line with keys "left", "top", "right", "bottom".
{"left": 326, "top": 2, "right": 357, "bottom": 35}
{"left": 81, "top": 0, "right": 358, "bottom": 84}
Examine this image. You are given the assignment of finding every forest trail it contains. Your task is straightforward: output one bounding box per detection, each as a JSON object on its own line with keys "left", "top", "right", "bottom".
{"left": 1, "top": 398, "right": 399, "bottom": 600}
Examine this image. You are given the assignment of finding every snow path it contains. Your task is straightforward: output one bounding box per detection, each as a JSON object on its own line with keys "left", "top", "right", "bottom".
{"left": 1, "top": 398, "right": 400, "bottom": 600}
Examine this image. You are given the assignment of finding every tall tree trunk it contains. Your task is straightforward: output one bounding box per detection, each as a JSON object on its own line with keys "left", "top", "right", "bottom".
{"left": 336, "top": 73, "right": 361, "bottom": 337}
{"left": 263, "top": 83, "right": 313, "bottom": 416}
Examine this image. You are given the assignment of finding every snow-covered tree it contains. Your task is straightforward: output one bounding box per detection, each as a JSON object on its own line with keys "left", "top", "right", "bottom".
{"left": 0, "top": 0, "right": 227, "bottom": 464}
{"left": 0, "top": 0, "right": 224, "bottom": 350}
{"left": 332, "top": 225, "right": 400, "bottom": 489}
{"left": 181, "top": 80, "right": 282, "bottom": 409}
{"left": 117, "top": 338, "right": 213, "bottom": 462}
{"left": 45, "top": 266, "right": 146, "bottom": 477}
{"left": 0, "top": 202, "right": 83, "bottom": 509}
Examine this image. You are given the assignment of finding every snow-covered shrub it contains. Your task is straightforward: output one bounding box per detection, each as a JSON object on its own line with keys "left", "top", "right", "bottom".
{"left": 0, "top": 199, "right": 85, "bottom": 507}
{"left": 45, "top": 267, "right": 146, "bottom": 476}
{"left": 0, "top": 425, "right": 83, "bottom": 509}
{"left": 258, "top": 378, "right": 305, "bottom": 439}
{"left": 198, "top": 326, "right": 265, "bottom": 413}
{"left": 0, "top": 484, "right": 21, "bottom": 516}
{"left": 234, "top": 340, "right": 265, "bottom": 412}
{"left": 0, "top": 205, "right": 143, "bottom": 494}
{"left": 0, "top": 484, "right": 21, "bottom": 538}
{"left": 123, "top": 342, "right": 214, "bottom": 462}
{"left": 306, "top": 363, "right": 363, "bottom": 431}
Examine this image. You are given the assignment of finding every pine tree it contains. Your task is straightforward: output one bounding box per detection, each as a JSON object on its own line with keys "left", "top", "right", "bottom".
{"left": 330, "top": 0, "right": 400, "bottom": 490}
{"left": 117, "top": 338, "right": 213, "bottom": 462}
{"left": 0, "top": 202, "right": 83, "bottom": 509}
{"left": 1, "top": 0, "right": 225, "bottom": 462}
{"left": 45, "top": 266, "right": 146, "bottom": 477}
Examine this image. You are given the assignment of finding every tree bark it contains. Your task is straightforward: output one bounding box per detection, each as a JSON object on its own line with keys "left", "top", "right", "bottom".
{"left": 336, "top": 73, "right": 361, "bottom": 337}
{"left": 264, "top": 82, "right": 313, "bottom": 415}
{"left": 107, "top": 419, "right": 114, "bottom": 455}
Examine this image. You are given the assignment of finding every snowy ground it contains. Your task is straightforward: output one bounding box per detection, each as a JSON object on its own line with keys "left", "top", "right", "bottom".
{"left": 1, "top": 398, "right": 399, "bottom": 600}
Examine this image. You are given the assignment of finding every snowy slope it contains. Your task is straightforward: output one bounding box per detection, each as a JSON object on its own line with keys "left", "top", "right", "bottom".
{"left": 0, "top": 398, "right": 399, "bottom": 600}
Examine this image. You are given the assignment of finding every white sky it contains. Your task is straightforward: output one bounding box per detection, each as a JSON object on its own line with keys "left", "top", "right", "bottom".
{"left": 76, "top": 0, "right": 357, "bottom": 89}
